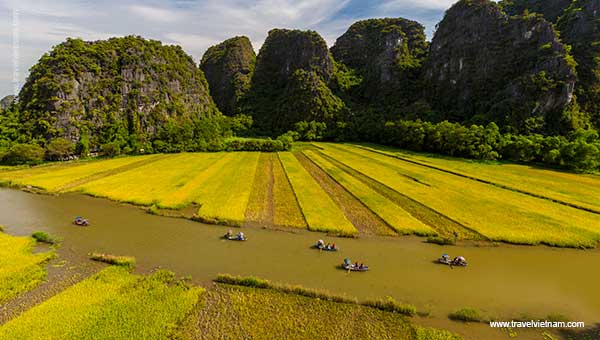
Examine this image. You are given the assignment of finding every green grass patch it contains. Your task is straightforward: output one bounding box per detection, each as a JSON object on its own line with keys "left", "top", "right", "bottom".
{"left": 89, "top": 252, "right": 136, "bottom": 269}
{"left": 0, "top": 229, "right": 54, "bottom": 304}
{"left": 0, "top": 267, "right": 203, "bottom": 340}
{"left": 362, "top": 296, "right": 417, "bottom": 316}
{"left": 449, "top": 307, "right": 485, "bottom": 322}
{"left": 31, "top": 231, "right": 60, "bottom": 245}
{"left": 426, "top": 236, "right": 455, "bottom": 245}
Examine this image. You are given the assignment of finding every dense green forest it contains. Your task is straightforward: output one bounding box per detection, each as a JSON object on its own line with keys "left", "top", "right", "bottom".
{"left": 0, "top": 0, "right": 599, "bottom": 171}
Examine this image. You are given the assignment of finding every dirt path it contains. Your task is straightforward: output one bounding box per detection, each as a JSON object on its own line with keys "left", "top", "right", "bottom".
{"left": 0, "top": 245, "right": 104, "bottom": 324}
{"left": 315, "top": 150, "right": 485, "bottom": 241}
{"left": 295, "top": 153, "right": 396, "bottom": 236}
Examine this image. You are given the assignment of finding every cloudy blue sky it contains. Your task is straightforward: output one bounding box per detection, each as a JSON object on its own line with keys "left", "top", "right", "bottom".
{"left": 0, "top": 0, "right": 459, "bottom": 98}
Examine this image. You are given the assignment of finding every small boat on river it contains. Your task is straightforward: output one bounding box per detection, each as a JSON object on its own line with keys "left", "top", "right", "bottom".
{"left": 223, "top": 230, "right": 246, "bottom": 241}
{"left": 438, "top": 254, "right": 467, "bottom": 267}
{"left": 312, "top": 239, "right": 338, "bottom": 251}
{"left": 342, "top": 258, "right": 369, "bottom": 272}
{"left": 73, "top": 216, "right": 89, "bottom": 226}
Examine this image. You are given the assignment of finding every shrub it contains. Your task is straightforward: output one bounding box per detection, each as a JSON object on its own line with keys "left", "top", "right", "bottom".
{"left": 426, "top": 236, "right": 455, "bottom": 245}
{"left": 224, "top": 138, "right": 291, "bottom": 152}
{"left": 215, "top": 274, "right": 270, "bottom": 288}
{"left": 362, "top": 296, "right": 417, "bottom": 316}
{"left": 449, "top": 307, "right": 484, "bottom": 322}
{"left": 31, "top": 231, "right": 59, "bottom": 245}
{"left": 1, "top": 143, "right": 45, "bottom": 165}
{"left": 101, "top": 142, "right": 121, "bottom": 157}
{"left": 89, "top": 252, "right": 135, "bottom": 269}
{"left": 46, "top": 138, "right": 75, "bottom": 160}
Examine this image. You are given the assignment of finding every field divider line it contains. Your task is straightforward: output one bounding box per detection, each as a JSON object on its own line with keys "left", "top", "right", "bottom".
{"left": 275, "top": 153, "right": 310, "bottom": 230}
{"left": 55, "top": 154, "right": 171, "bottom": 193}
{"left": 299, "top": 151, "right": 399, "bottom": 236}
{"left": 354, "top": 145, "right": 600, "bottom": 216}
{"left": 314, "top": 149, "right": 488, "bottom": 240}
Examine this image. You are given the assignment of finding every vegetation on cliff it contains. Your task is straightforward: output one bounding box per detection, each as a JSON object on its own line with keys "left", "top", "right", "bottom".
{"left": 331, "top": 18, "right": 428, "bottom": 116}
{"left": 503, "top": 0, "right": 600, "bottom": 129}
{"left": 244, "top": 29, "right": 344, "bottom": 134}
{"left": 425, "top": 0, "right": 580, "bottom": 135}
{"left": 17, "top": 36, "right": 222, "bottom": 151}
{"left": 200, "top": 36, "right": 256, "bottom": 116}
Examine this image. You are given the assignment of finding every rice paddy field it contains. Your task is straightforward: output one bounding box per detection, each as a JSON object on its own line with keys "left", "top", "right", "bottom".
{"left": 311, "top": 143, "right": 600, "bottom": 247}
{"left": 0, "top": 143, "right": 599, "bottom": 246}
{"left": 0, "top": 266, "right": 203, "bottom": 340}
{"left": 0, "top": 230, "right": 53, "bottom": 304}
{"left": 178, "top": 283, "right": 461, "bottom": 340}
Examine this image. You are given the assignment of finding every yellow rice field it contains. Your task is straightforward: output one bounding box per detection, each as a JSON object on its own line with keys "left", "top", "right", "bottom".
{"left": 357, "top": 144, "right": 600, "bottom": 213}
{"left": 193, "top": 152, "right": 260, "bottom": 225}
{"left": 0, "top": 230, "right": 54, "bottom": 304}
{"left": 304, "top": 150, "right": 435, "bottom": 236}
{"left": 1, "top": 146, "right": 598, "bottom": 245}
{"left": 278, "top": 152, "right": 356, "bottom": 236}
{"left": 272, "top": 154, "right": 308, "bottom": 229}
{"left": 0, "top": 155, "right": 160, "bottom": 192}
{"left": 73, "top": 153, "right": 224, "bottom": 207}
{"left": 317, "top": 144, "right": 600, "bottom": 247}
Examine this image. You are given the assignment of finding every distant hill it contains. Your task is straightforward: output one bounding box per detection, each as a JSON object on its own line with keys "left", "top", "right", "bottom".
{"left": 201, "top": 36, "right": 255, "bottom": 116}
{"left": 18, "top": 36, "right": 220, "bottom": 148}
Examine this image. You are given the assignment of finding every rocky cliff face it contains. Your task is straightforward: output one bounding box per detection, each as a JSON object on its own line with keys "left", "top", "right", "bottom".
{"left": 503, "top": 0, "right": 600, "bottom": 128}
{"left": 557, "top": 0, "right": 600, "bottom": 127}
{"left": 18, "top": 36, "right": 219, "bottom": 145}
{"left": 331, "top": 18, "right": 428, "bottom": 115}
{"left": 200, "top": 36, "right": 255, "bottom": 116}
{"left": 245, "top": 29, "right": 342, "bottom": 134}
{"left": 425, "top": 0, "right": 578, "bottom": 134}
{"left": 0, "top": 96, "right": 14, "bottom": 110}
{"left": 331, "top": 18, "right": 427, "bottom": 83}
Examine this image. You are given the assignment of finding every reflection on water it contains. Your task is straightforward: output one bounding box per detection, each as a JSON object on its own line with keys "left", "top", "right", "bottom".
{"left": 1, "top": 188, "right": 599, "bottom": 326}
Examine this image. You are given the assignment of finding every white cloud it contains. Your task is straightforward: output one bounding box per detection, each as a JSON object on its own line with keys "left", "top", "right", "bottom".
{"left": 128, "top": 4, "right": 182, "bottom": 23}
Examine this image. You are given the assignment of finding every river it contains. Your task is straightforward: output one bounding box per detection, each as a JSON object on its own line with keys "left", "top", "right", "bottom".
{"left": 1, "top": 187, "right": 598, "bottom": 339}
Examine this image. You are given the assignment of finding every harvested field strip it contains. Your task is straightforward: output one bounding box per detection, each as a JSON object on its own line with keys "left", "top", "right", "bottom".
{"left": 74, "top": 153, "right": 223, "bottom": 208}
{"left": 320, "top": 144, "right": 600, "bottom": 247}
{"left": 296, "top": 152, "right": 396, "bottom": 236}
{"left": 0, "top": 267, "right": 203, "bottom": 340}
{"left": 278, "top": 152, "right": 356, "bottom": 236}
{"left": 0, "top": 231, "right": 54, "bottom": 304}
{"left": 0, "top": 155, "right": 160, "bottom": 192}
{"left": 273, "top": 154, "right": 307, "bottom": 229}
{"left": 303, "top": 150, "right": 434, "bottom": 236}
{"left": 355, "top": 144, "right": 600, "bottom": 215}
{"left": 245, "top": 153, "right": 275, "bottom": 226}
{"left": 195, "top": 153, "right": 260, "bottom": 226}
{"left": 314, "top": 150, "right": 480, "bottom": 240}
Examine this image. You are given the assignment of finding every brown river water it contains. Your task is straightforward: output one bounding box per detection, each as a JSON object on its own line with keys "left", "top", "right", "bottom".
{"left": 1, "top": 188, "right": 599, "bottom": 339}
